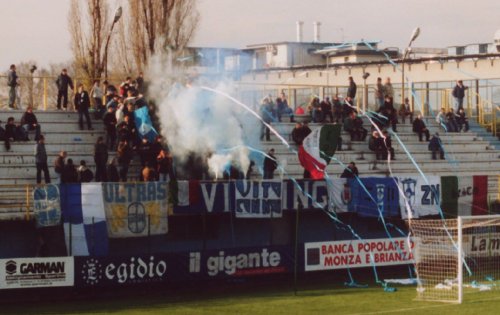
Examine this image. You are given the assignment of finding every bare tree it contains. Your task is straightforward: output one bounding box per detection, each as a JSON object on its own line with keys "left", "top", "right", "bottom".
{"left": 68, "top": 0, "right": 109, "bottom": 85}
{"left": 127, "top": 0, "right": 200, "bottom": 72}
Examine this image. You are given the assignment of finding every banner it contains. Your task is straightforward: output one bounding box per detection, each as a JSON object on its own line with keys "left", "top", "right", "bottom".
{"left": 102, "top": 182, "right": 168, "bottom": 238}
{"left": 282, "top": 179, "right": 330, "bottom": 211}
{"left": 351, "top": 177, "right": 400, "bottom": 217}
{"left": 61, "top": 183, "right": 108, "bottom": 256}
{"left": 304, "top": 238, "right": 415, "bottom": 271}
{"left": 0, "top": 257, "right": 74, "bottom": 289}
{"left": 33, "top": 184, "right": 61, "bottom": 228}
{"left": 441, "top": 175, "right": 488, "bottom": 217}
{"left": 399, "top": 175, "right": 441, "bottom": 219}
{"left": 234, "top": 180, "right": 282, "bottom": 218}
{"left": 75, "top": 254, "right": 185, "bottom": 287}
{"left": 173, "top": 181, "right": 232, "bottom": 214}
{"left": 329, "top": 178, "right": 354, "bottom": 213}
{"left": 188, "top": 246, "right": 292, "bottom": 278}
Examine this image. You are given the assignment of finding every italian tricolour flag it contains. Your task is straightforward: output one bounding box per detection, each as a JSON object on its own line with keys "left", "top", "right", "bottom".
{"left": 298, "top": 125, "right": 341, "bottom": 179}
{"left": 441, "top": 175, "right": 489, "bottom": 217}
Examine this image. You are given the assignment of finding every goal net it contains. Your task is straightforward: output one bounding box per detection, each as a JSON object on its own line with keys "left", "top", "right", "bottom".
{"left": 410, "top": 215, "right": 500, "bottom": 303}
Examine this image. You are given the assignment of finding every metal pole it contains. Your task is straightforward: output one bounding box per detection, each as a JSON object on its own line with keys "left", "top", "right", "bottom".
{"left": 457, "top": 216, "right": 463, "bottom": 304}
{"left": 43, "top": 78, "right": 47, "bottom": 111}
{"left": 401, "top": 60, "right": 405, "bottom": 106}
{"left": 293, "top": 199, "right": 302, "bottom": 295}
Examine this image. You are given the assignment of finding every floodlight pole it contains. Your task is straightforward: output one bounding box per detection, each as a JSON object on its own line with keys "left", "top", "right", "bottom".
{"left": 103, "top": 6, "right": 123, "bottom": 80}
{"left": 401, "top": 27, "right": 420, "bottom": 109}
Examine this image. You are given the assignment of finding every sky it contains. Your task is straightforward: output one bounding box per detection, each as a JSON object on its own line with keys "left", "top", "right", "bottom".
{"left": 0, "top": 0, "right": 499, "bottom": 70}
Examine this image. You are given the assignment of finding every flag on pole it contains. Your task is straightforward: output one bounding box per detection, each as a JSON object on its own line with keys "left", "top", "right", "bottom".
{"left": 298, "top": 125, "right": 341, "bottom": 179}
{"left": 134, "top": 106, "right": 158, "bottom": 143}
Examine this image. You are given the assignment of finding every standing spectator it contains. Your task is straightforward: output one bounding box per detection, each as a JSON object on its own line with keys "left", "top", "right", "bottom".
{"left": 347, "top": 76, "right": 357, "bottom": 103}
{"left": 74, "top": 84, "right": 93, "bottom": 130}
{"left": 90, "top": 80, "right": 104, "bottom": 118}
{"left": 340, "top": 162, "right": 359, "bottom": 178}
{"left": 412, "top": 115, "right": 430, "bottom": 142}
{"left": 320, "top": 97, "right": 334, "bottom": 122}
{"left": 157, "top": 148, "right": 174, "bottom": 181}
{"left": 292, "top": 122, "right": 305, "bottom": 145}
{"left": 452, "top": 80, "right": 468, "bottom": 111}
{"left": 436, "top": 108, "right": 447, "bottom": 130}
{"left": 369, "top": 131, "right": 385, "bottom": 160}
{"left": 382, "top": 130, "right": 395, "bottom": 160}
{"left": 35, "top": 135, "right": 50, "bottom": 184}
{"left": 276, "top": 92, "right": 294, "bottom": 122}
{"left": 378, "top": 95, "right": 398, "bottom": 132}
{"left": 115, "top": 100, "right": 125, "bottom": 125}
{"left": 106, "top": 95, "right": 120, "bottom": 110}
{"left": 429, "top": 133, "right": 445, "bottom": 160}
{"left": 375, "top": 77, "right": 385, "bottom": 107}
{"left": 384, "top": 77, "right": 394, "bottom": 99}
{"left": 21, "top": 106, "right": 41, "bottom": 141}
{"left": 119, "top": 77, "right": 133, "bottom": 97}
{"left": 61, "top": 158, "right": 78, "bottom": 184}
{"left": 94, "top": 137, "right": 108, "bottom": 182}
{"left": 259, "top": 97, "right": 274, "bottom": 141}
{"left": 142, "top": 162, "right": 157, "bottom": 182}
{"left": 77, "top": 160, "right": 94, "bottom": 183}
{"left": 399, "top": 98, "right": 414, "bottom": 124}
{"left": 117, "top": 140, "right": 133, "bottom": 182}
{"left": 446, "top": 108, "right": 459, "bottom": 132}
{"left": 106, "top": 158, "right": 120, "bottom": 182}
{"left": 54, "top": 151, "right": 67, "bottom": 183}
{"left": 7, "top": 64, "right": 19, "bottom": 109}
{"left": 138, "top": 138, "right": 152, "bottom": 168}
{"left": 311, "top": 97, "right": 323, "bottom": 123}
{"left": 456, "top": 108, "right": 469, "bottom": 132}
{"left": 103, "top": 80, "right": 117, "bottom": 104}
{"left": 103, "top": 106, "right": 117, "bottom": 150}
{"left": 136, "top": 72, "right": 145, "bottom": 95}
{"left": 332, "top": 94, "right": 342, "bottom": 122}
{"left": 263, "top": 148, "right": 278, "bottom": 179}
{"left": 55, "top": 69, "right": 74, "bottom": 110}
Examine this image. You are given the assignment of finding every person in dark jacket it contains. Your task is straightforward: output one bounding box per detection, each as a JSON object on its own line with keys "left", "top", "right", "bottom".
{"left": 399, "top": 98, "right": 414, "bottom": 124}
{"left": 142, "top": 162, "right": 157, "bottom": 182}
{"left": 452, "top": 80, "right": 468, "bottom": 111}
{"left": 292, "top": 122, "right": 305, "bottom": 145}
{"left": 61, "top": 158, "right": 78, "bottom": 184}
{"left": 344, "top": 112, "right": 367, "bottom": 141}
{"left": 429, "top": 133, "right": 445, "bottom": 160}
{"left": 259, "top": 97, "right": 275, "bottom": 141}
{"left": 7, "top": 64, "right": 18, "bottom": 109}
{"left": 369, "top": 131, "right": 385, "bottom": 160}
{"left": 340, "top": 162, "right": 359, "bottom": 178}
{"left": 74, "top": 84, "right": 93, "bottom": 130}
{"left": 106, "top": 158, "right": 120, "bottom": 182}
{"left": 55, "top": 68, "right": 74, "bottom": 110}
{"left": 157, "top": 148, "right": 174, "bottom": 181}
{"left": 446, "top": 108, "right": 459, "bottom": 132}
{"left": 263, "top": 148, "right": 278, "bottom": 179}
{"left": 117, "top": 140, "right": 133, "bottom": 182}
{"left": 138, "top": 138, "right": 152, "bottom": 168}
{"left": 347, "top": 76, "right": 357, "bottom": 101}
{"left": 21, "top": 106, "right": 41, "bottom": 141}
{"left": 382, "top": 130, "right": 395, "bottom": 160}
{"left": 35, "top": 135, "right": 50, "bottom": 184}
{"left": 77, "top": 160, "right": 94, "bottom": 183}
{"left": 332, "top": 94, "right": 343, "bottom": 122}
{"left": 94, "top": 137, "right": 108, "bottom": 182}
{"left": 456, "top": 108, "right": 469, "bottom": 132}
{"left": 54, "top": 150, "right": 67, "bottom": 183}
{"left": 412, "top": 115, "right": 430, "bottom": 141}
{"left": 320, "top": 97, "right": 333, "bottom": 122}
{"left": 103, "top": 106, "right": 117, "bottom": 150}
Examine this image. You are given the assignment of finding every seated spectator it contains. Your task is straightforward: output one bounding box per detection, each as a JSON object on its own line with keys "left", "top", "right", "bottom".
{"left": 157, "top": 148, "right": 174, "bottom": 181}
{"left": 382, "top": 130, "right": 395, "bottom": 160}
{"left": 344, "top": 112, "right": 367, "bottom": 141}
{"left": 21, "top": 106, "right": 41, "bottom": 141}
{"left": 399, "top": 98, "right": 414, "bottom": 124}
{"left": 103, "top": 106, "right": 117, "bottom": 150}
{"left": 412, "top": 115, "right": 430, "bottom": 142}
{"left": 61, "top": 158, "right": 78, "bottom": 184}
{"left": 428, "top": 133, "right": 445, "bottom": 160}
{"left": 263, "top": 148, "right": 278, "bottom": 179}
{"left": 276, "top": 92, "right": 294, "bottom": 122}
{"left": 332, "top": 94, "right": 343, "bottom": 123}
{"left": 106, "top": 158, "right": 120, "bottom": 182}
{"left": 77, "top": 160, "right": 94, "bottom": 183}
{"left": 295, "top": 106, "right": 305, "bottom": 115}
{"left": 4, "top": 117, "right": 28, "bottom": 150}
{"left": 435, "top": 108, "right": 447, "bottom": 130}
{"left": 368, "top": 131, "right": 385, "bottom": 160}
{"left": 456, "top": 108, "right": 469, "bottom": 132}
{"left": 446, "top": 108, "right": 459, "bottom": 132}
{"left": 320, "top": 97, "right": 333, "bottom": 122}
{"left": 342, "top": 96, "right": 355, "bottom": 121}
{"left": 142, "top": 162, "right": 158, "bottom": 182}
{"left": 340, "top": 162, "right": 359, "bottom": 178}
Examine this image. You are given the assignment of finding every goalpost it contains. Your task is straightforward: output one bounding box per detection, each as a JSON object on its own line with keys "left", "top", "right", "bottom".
{"left": 410, "top": 214, "right": 500, "bottom": 303}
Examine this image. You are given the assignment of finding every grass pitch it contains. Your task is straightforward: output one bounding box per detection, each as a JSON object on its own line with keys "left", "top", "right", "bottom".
{"left": 3, "top": 283, "right": 500, "bottom": 315}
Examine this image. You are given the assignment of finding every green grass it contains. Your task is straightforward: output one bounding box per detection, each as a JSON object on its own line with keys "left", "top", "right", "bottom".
{"left": 3, "top": 284, "right": 500, "bottom": 315}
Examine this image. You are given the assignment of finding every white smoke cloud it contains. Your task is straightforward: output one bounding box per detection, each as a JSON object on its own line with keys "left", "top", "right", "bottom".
{"left": 147, "top": 53, "right": 262, "bottom": 178}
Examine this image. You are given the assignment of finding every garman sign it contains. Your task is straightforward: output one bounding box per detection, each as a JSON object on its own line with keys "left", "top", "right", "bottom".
{"left": 0, "top": 257, "right": 74, "bottom": 289}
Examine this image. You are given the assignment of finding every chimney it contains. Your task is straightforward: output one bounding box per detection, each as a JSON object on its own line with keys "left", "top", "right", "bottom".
{"left": 296, "top": 21, "right": 304, "bottom": 42}
{"left": 313, "top": 21, "right": 321, "bottom": 42}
